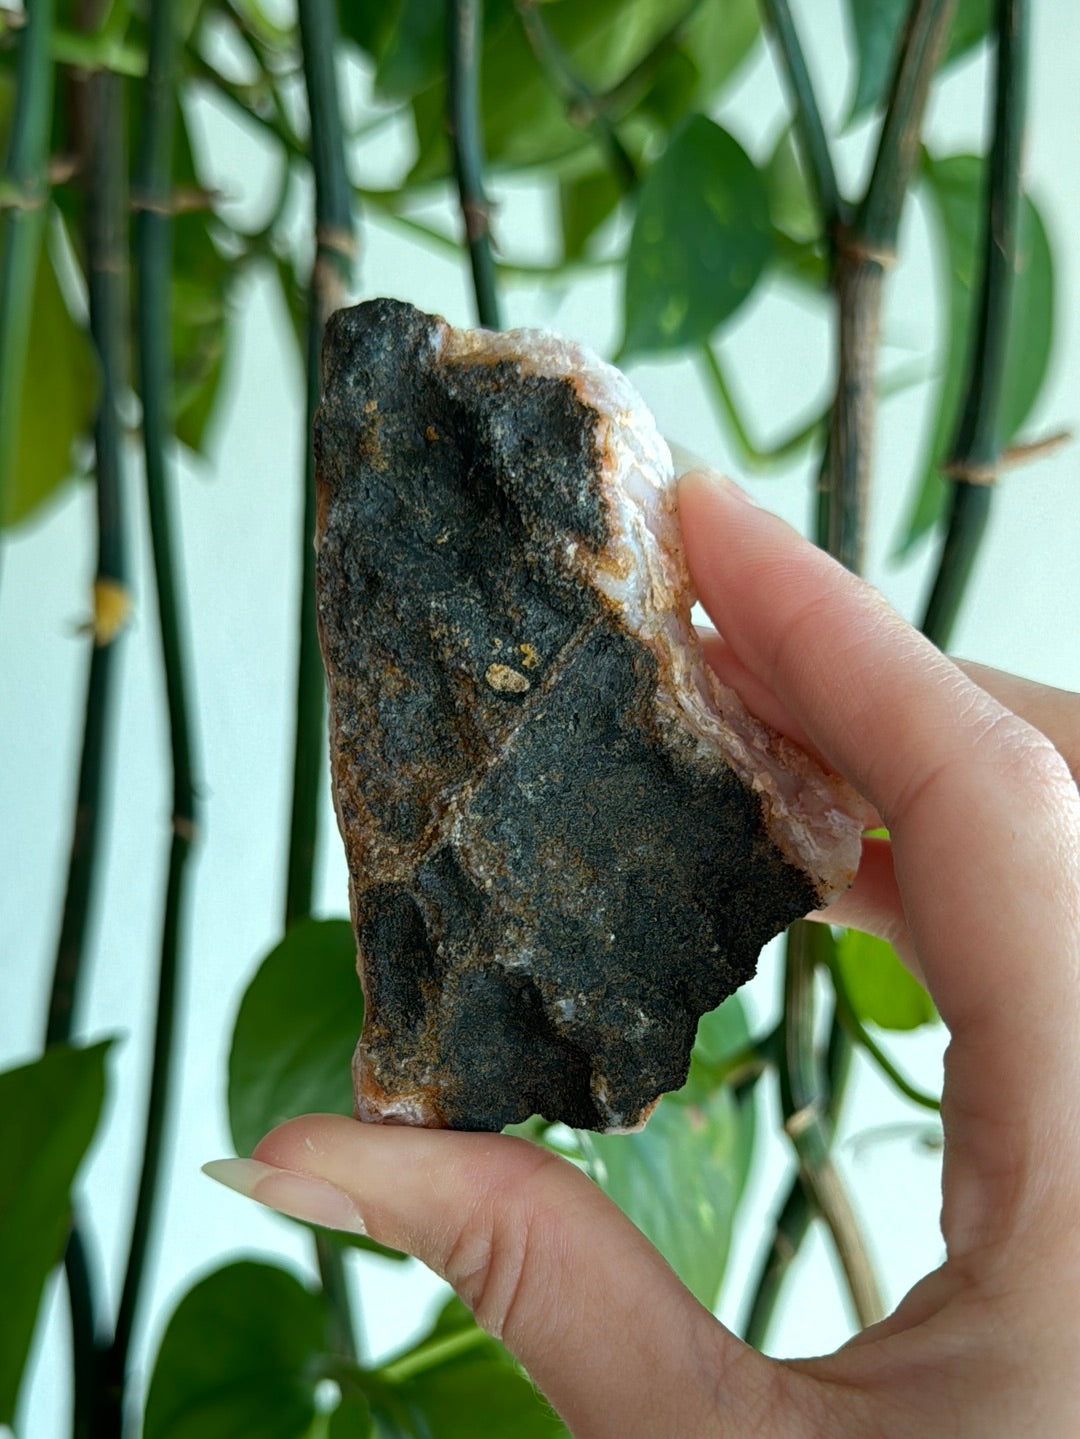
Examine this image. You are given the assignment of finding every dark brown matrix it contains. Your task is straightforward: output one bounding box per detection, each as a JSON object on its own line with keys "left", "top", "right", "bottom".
{"left": 315, "top": 298, "right": 818, "bottom": 1132}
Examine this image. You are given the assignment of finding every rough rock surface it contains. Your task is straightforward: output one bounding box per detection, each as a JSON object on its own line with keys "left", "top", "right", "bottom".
{"left": 314, "top": 298, "right": 860, "bottom": 1132}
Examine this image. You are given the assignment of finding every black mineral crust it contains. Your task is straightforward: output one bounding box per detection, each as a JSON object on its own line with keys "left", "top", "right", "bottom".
{"left": 315, "top": 297, "right": 818, "bottom": 1132}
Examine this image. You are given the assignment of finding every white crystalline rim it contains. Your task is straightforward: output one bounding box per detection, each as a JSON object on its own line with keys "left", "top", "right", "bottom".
{"left": 439, "top": 321, "right": 863, "bottom": 903}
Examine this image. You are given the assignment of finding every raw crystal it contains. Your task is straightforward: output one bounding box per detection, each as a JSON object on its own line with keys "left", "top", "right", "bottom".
{"left": 314, "top": 299, "right": 860, "bottom": 1132}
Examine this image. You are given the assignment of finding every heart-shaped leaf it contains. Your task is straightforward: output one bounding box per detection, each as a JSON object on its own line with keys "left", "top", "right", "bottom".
{"left": 1, "top": 221, "right": 97, "bottom": 530}
{"left": 143, "top": 1261, "right": 327, "bottom": 1439}
{"left": 229, "top": 918, "right": 361, "bottom": 1158}
{"left": 835, "top": 929, "right": 936, "bottom": 1032}
{"left": 621, "top": 115, "right": 773, "bottom": 356}
{"left": 578, "top": 994, "right": 755, "bottom": 1309}
{"left": 0, "top": 1041, "right": 111, "bottom": 1426}
{"left": 896, "top": 153, "right": 1054, "bottom": 557}
{"left": 846, "top": 0, "right": 993, "bottom": 124}
{"left": 372, "top": 1297, "right": 566, "bottom": 1438}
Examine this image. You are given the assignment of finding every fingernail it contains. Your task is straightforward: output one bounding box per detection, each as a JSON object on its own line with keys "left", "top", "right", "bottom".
{"left": 202, "top": 1158, "right": 367, "bottom": 1236}
{"left": 677, "top": 469, "right": 758, "bottom": 506}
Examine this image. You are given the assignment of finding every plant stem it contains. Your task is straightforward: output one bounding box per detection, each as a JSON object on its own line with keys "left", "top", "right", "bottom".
{"left": 447, "top": 0, "right": 501, "bottom": 329}
{"left": 699, "top": 344, "right": 826, "bottom": 471}
{"left": 0, "top": 0, "right": 55, "bottom": 546}
{"left": 285, "top": 0, "right": 355, "bottom": 932}
{"left": 44, "top": 72, "right": 129, "bottom": 1045}
{"left": 292, "top": 0, "right": 361, "bottom": 1367}
{"left": 778, "top": 923, "right": 884, "bottom": 1329}
{"left": 357, "top": 194, "right": 620, "bottom": 278}
{"left": 38, "top": 54, "right": 128, "bottom": 1438}
{"left": 743, "top": 997, "right": 853, "bottom": 1348}
{"left": 758, "top": 0, "right": 844, "bottom": 239}
{"left": 921, "top": 0, "right": 1027, "bottom": 649}
{"left": 829, "top": 954, "right": 941, "bottom": 1113}
{"left": 515, "top": 0, "right": 639, "bottom": 191}
{"left": 107, "top": 0, "right": 198, "bottom": 1416}
{"left": 65, "top": 1219, "right": 102, "bottom": 1439}
{"left": 380, "top": 1323, "right": 489, "bottom": 1384}
{"left": 827, "top": 0, "right": 957, "bottom": 573}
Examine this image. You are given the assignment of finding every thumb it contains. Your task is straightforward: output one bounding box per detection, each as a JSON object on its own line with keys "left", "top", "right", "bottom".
{"left": 207, "top": 1114, "right": 778, "bottom": 1438}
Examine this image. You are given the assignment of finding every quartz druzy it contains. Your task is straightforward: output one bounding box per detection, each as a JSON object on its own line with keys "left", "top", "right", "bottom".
{"left": 314, "top": 298, "right": 860, "bottom": 1132}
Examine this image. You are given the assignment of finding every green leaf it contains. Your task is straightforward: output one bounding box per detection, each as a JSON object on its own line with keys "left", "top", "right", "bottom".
{"left": 326, "top": 1392, "right": 373, "bottom": 1439}
{"left": 765, "top": 124, "right": 817, "bottom": 247}
{"left": 228, "top": 920, "right": 404, "bottom": 1261}
{"left": 676, "top": 0, "right": 760, "bottom": 102}
{"left": 374, "top": 0, "right": 445, "bottom": 101}
{"left": 1, "top": 222, "right": 97, "bottom": 529}
{"left": 375, "top": 1299, "right": 566, "bottom": 1438}
{"left": 559, "top": 168, "right": 623, "bottom": 260}
{"left": 409, "top": 0, "right": 710, "bottom": 182}
{"left": 632, "top": 46, "right": 701, "bottom": 130}
{"left": 577, "top": 995, "right": 755, "bottom": 1309}
{"left": 846, "top": 0, "right": 992, "bottom": 123}
{"left": 0, "top": 1041, "right": 111, "bottom": 1427}
{"left": 622, "top": 114, "right": 773, "bottom": 356}
{"left": 143, "top": 1261, "right": 326, "bottom": 1439}
{"left": 896, "top": 154, "right": 1054, "bottom": 556}
{"left": 335, "top": 0, "right": 400, "bottom": 62}
{"left": 229, "top": 918, "right": 361, "bottom": 1158}
{"left": 379, "top": 1356, "right": 565, "bottom": 1438}
{"left": 835, "top": 930, "right": 935, "bottom": 1032}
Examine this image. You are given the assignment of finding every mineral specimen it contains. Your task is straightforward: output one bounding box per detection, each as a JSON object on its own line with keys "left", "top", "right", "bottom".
{"left": 314, "top": 298, "right": 860, "bottom": 1133}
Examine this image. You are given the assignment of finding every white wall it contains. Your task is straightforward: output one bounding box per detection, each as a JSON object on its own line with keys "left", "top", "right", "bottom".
{"left": 2, "top": 0, "right": 1078, "bottom": 1431}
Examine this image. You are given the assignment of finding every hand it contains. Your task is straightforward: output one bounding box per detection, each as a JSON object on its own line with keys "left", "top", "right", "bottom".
{"left": 209, "top": 473, "right": 1080, "bottom": 1437}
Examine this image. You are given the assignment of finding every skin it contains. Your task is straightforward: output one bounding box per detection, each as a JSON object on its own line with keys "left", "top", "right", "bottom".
{"left": 244, "top": 472, "right": 1080, "bottom": 1437}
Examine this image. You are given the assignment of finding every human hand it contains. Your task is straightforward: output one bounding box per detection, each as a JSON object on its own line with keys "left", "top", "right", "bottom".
{"left": 206, "top": 472, "right": 1080, "bottom": 1437}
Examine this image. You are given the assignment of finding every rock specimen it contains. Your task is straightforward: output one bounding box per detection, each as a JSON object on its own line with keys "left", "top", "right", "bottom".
{"left": 314, "top": 298, "right": 860, "bottom": 1133}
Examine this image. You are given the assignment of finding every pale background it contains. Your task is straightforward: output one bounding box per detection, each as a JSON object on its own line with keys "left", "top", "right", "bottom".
{"left": 3, "top": 1, "right": 1079, "bottom": 1433}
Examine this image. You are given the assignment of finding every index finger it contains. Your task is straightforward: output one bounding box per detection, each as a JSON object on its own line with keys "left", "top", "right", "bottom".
{"left": 678, "top": 472, "right": 1080, "bottom": 1252}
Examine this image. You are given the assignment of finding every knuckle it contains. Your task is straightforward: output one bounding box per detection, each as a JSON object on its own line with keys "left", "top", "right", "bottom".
{"left": 441, "top": 1146, "right": 564, "bottom": 1343}
{"left": 978, "top": 709, "right": 1076, "bottom": 801}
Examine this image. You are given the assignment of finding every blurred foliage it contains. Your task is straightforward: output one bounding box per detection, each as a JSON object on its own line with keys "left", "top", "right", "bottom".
{"left": 0, "top": 1042, "right": 111, "bottom": 1427}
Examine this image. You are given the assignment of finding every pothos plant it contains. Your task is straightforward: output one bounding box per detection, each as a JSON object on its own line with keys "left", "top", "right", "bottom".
{"left": 0, "top": 0, "right": 1060, "bottom": 1435}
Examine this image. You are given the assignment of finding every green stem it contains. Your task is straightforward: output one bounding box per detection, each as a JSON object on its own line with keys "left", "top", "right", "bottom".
{"left": 699, "top": 344, "right": 826, "bottom": 471}
{"left": 758, "top": 0, "right": 844, "bottom": 239}
{"left": 777, "top": 923, "right": 884, "bottom": 1330}
{"left": 743, "top": 1000, "right": 853, "bottom": 1348}
{"left": 742, "top": 1173, "right": 807, "bottom": 1350}
{"left": 293, "top": 0, "right": 361, "bottom": 1367}
{"left": 380, "top": 1324, "right": 489, "bottom": 1385}
{"left": 515, "top": 0, "right": 639, "bottom": 191}
{"left": 827, "top": 0, "right": 957, "bottom": 574}
{"left": 829, "top": 954, "right": 941, "bottom": 1113}
{"left": 285, "top": 0, "right": 355, "bottom": 931}
{"left": 857, "top": 0, "right": 959, "bottom": 256}
{"left": 921, "top": 0, "right": 1027, "bottom": 649}
{"left": 65, "top": 1219, "right": 103, "bottom": 1439}
{"left": 447, "top": 0, "right": 501, "bottom": 328}
{"left": 107, "top": 0, "right": 198, "bottom": 1414}
{"left": 40, "top": 57, "right": 129, "bottom": 1439}
{"left": 44, "top": 65, "right": 129, "bottom": 1051}
{"left": 357, "top": 192, "right": 620, "bottom": 279}
{"left": 0, "top": 0, "right": 54, "bottom": 545}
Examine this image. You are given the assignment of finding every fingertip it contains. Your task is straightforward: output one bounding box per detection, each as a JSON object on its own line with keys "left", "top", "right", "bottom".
{"left": 252, "top": 1111, "right": 358, "bottom": 1169}
{"left": 677, "top": 467, "right": 756, "bottom": 507}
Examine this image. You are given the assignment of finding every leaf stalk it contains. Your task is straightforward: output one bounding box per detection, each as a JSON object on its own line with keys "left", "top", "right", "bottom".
{"left": 107, "top": 0, "right": 199, "bottom": 1417}
{"left": 291, "top": 0, "right": 361, "bottom": 1367}
{"left": 448, "top": 0, "right": 501, "bottom": 329}
{"left": 921, "top": 0, "right": 1028, "bottom": 648}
